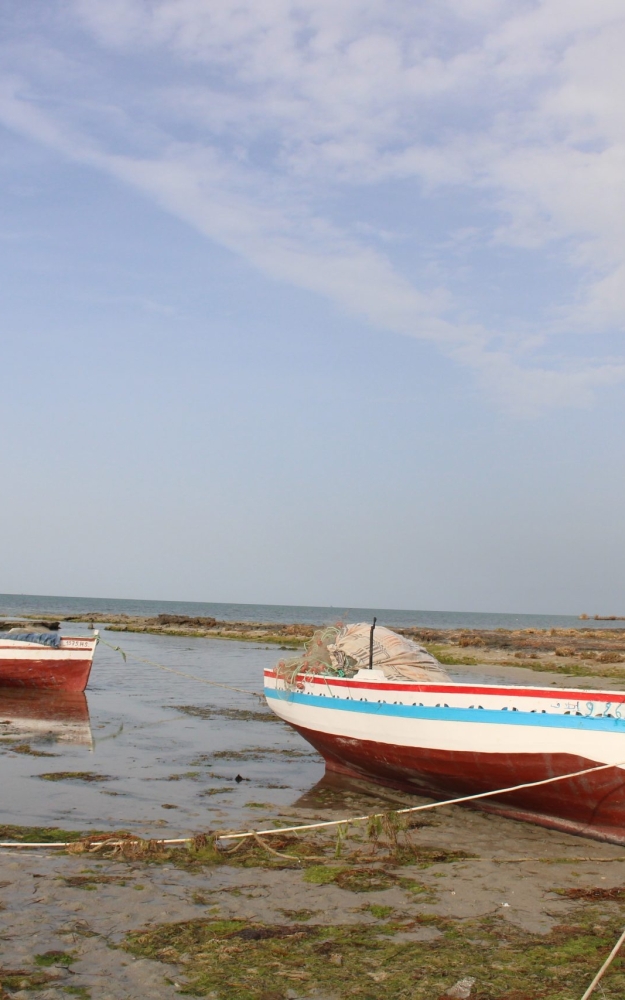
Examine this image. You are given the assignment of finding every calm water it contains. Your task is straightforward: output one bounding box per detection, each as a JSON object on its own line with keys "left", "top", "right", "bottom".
{"left": 1, "top": 592, "right": 623, "bottom": 630}
{"left": 0, "top": 627, "right": 325, "bottom": 837}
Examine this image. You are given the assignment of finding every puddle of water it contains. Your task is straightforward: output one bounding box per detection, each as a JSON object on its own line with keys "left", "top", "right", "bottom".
{"left": 0, "top": 627, "right": 324, "bottom": 836}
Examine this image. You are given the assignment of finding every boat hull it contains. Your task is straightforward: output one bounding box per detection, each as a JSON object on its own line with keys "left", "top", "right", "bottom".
{"left": 0, "top": 637, "right": 97, "bottom": 692}
{"left": 293, "top": 722, "right": 625, "bottom": 844}
{"left": 265, "top": 669, "right": 625, "bottom": 845}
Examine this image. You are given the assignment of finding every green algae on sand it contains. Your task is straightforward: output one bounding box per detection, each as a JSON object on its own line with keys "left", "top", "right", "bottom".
{"left": 124, "top": 906, "right": 625, "bottom": 999}
{"left": 36, "top": 771, "right": 113, "bottom": 783}
{"left": 34, "top": 951, "right": 75, "bottom": 968}
{"left": 0, "top": 824, "right": 94, "bottom": 843}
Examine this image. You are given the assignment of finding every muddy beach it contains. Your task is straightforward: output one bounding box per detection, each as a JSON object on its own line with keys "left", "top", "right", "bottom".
{"left": 3, "top": 780, "right": 625, "bottom": 1000}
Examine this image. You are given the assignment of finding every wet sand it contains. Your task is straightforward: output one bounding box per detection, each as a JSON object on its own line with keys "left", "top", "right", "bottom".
{"left": 3, "top": 778, "right": 625, "bottom": 999}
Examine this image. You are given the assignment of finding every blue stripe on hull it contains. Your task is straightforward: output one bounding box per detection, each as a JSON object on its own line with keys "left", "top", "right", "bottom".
{"left": 265, "top": 688, "right": 625, "bottom": 733}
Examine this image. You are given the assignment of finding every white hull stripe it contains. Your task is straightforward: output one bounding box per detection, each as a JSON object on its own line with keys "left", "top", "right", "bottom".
{"left": 265, "top": 689, "right": 625, "bottom": 733}
{"left": 0, "top": 652, "right": 93, "bottom": 661}
{"left": 266, "top": 702, "right": 625, "bottom": 761}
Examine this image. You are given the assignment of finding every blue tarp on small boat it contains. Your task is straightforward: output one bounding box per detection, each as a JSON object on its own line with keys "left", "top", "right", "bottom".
{"left": 0, "top": 632, "right": 62, "bottom": 648}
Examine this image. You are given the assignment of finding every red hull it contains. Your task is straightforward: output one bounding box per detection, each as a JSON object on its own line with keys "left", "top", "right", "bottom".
{"left": 0, "top": 656, "right": 94, "bottom": 692}
{"left": 294, "top": 723, "right": 625, "bottom": 846}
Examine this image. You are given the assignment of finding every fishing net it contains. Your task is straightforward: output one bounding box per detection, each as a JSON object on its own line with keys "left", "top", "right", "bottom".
{"left": 275, "top": 622, "right": 449, "bottom": 691}
{"left": 276, "top": 626, "right": 343, "bottom": 691}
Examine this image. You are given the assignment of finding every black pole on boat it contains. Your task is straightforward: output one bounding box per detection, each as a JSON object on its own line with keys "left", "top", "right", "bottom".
{"left": 369, "top": 617, "right": 377, "bottom": 669}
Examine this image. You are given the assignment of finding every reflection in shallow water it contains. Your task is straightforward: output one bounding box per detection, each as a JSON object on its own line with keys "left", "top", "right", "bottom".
{"left": 0, "top": 628, "right": 325, "bottom": 836}
{"left": 295, "top": 769, "right": 424, "bottom": 814}
{"left": 0, "top": 688, "right": 92, "bottom": 747}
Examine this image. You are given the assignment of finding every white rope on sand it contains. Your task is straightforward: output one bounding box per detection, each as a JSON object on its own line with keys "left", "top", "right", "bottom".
{"left": 580, "top": 926, "right": 625, "bottom": 999}
{"left": 2, "top": 759, "right": 623, "bottom": 850}
{"left": 0, "top": 837, "right": 191, "bottom": 850}
{"left": 212, "top": 758, "right": 625, "bottom": 841}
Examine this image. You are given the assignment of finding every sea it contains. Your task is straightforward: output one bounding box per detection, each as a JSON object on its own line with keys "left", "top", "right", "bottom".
{"left": 1, "top": 594, "right": 623, "bottom": 839}
{"left": 2, "top": 592, "right": 623, "bottom": 630}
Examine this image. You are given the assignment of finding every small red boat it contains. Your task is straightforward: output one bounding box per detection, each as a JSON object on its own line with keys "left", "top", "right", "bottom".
{"left": 0, "top": 630, "right": 98, "bottom": 692}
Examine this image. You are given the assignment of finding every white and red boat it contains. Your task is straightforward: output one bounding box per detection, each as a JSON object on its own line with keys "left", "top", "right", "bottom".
{"left": 0, "top": 629, "right": 98, "bottom": 692}
{"left": 265, "top": 623, "right": 625, "bottom": 845}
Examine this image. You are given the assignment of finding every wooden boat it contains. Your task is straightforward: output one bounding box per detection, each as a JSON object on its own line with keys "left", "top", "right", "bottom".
{"left": 265, "top": 665, "right": 625, "bottom": 845}
{"left": 0, "top": 630, "right": 98, "bottom": 692}
{"left": 0, "top": 688, "right": 92, "bottom": 746}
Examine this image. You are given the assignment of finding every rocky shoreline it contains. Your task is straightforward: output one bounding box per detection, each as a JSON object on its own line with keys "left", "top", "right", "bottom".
{"left": 15, "top": 612, "right": 625, "bottom": 680}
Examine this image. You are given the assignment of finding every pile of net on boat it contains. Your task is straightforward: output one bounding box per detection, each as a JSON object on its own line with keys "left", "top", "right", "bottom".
{"left": 275, "top": 622, "right": 450, "bottom": 690}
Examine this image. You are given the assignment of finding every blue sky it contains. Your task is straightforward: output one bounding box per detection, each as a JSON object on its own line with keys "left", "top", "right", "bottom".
{"left": 1, "top": 0, "right": 624, "bottom": 613}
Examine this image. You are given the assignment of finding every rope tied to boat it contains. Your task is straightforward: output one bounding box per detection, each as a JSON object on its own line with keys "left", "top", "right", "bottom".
{"left": 212, "top": 757, "right": 625, "bottom": 841}
{"left": 98, "top": 637, "right": 263, "bottom": 700}
{"left": 2, "top": 757, "right": 624, "bottom": 850}
{"left": 580, "top": 926, "right": 625, "bottom": 998}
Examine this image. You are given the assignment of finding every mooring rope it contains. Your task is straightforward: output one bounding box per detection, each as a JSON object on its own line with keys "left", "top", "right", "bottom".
{"left": 1, "top": 758, "right": 623, "bottom": 850}
{"left": 580, "top": 926, "right": 625, "bottom": 999}
{"left": 99, "top": 637, "right": 262, "bottom": 700}
{"left": 4, "top": 761, "right": 625, "bottom": 996}
{"left": 213, "top": 758, "right": 625, "bottom": 841}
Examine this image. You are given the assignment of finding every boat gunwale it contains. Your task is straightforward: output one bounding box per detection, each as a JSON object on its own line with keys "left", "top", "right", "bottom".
{"left": 264, "top": 667, "right": 625, "bottom": 703}
{"left": 0, "top": 635, "right": 97, "bottom": 650}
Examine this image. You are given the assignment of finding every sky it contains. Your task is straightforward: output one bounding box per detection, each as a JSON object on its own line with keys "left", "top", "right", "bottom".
{"left": 1, "top": 0, "right": 624, "bottom": 614}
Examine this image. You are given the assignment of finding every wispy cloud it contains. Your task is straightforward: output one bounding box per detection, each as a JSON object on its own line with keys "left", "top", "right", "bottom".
{"left": 1, "top": 0, "right": 624, "bottom": 414}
